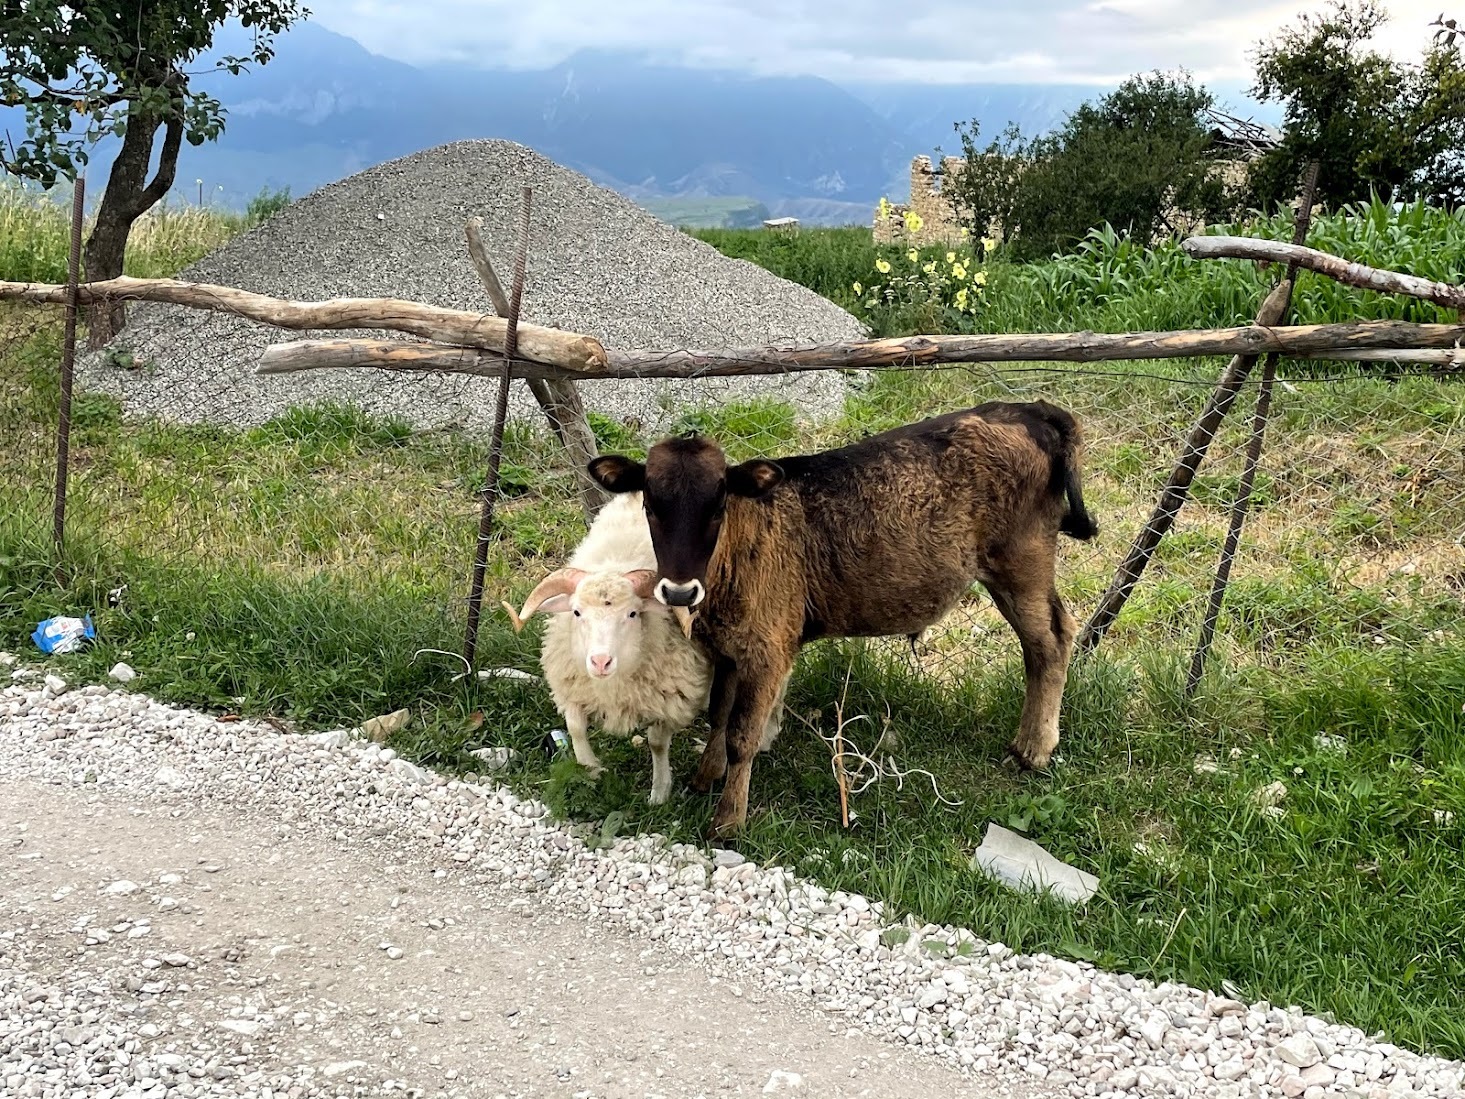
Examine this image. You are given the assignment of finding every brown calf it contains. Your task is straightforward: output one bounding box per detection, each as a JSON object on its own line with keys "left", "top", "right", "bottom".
{"left": 587, "top": 400, "right": 1099, "bottom": 839}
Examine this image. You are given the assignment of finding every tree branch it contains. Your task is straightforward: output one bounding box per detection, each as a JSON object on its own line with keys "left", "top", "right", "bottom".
{"left": 254, "top": 319, "right": 1465, "bottom": 380}
{"left": 136, "top": 111, "right": 184, "bottom": 214}
{"left": 0, "top": 275, "right": 610, "bottom": 371}
{"left": 1183, "top": 235, "right": 1465, "bottom": 310}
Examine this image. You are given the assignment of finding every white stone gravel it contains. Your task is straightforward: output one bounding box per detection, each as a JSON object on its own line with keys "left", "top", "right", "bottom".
{"left": 3, "top": 671, "right": 1463, "bottom": 1099}
{"left": 79, "top": 139, "right": 864, "bottom": 436}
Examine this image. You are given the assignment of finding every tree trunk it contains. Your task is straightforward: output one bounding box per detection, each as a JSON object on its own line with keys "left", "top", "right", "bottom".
{"left": 83, "top": 97, "right": 184, "bottom": 349}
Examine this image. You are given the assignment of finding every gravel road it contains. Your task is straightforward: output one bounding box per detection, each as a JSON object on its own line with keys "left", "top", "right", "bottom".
{"left": 3, "top": 670, "right": 1462, "bottom": 1099}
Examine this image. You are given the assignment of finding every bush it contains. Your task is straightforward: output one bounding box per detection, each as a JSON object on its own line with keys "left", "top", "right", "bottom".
{"left": 953, "top": 71, "right": 1243, "bottom": 262}
{"left": 245, "top": 186, "right": 292, "bottom": 227}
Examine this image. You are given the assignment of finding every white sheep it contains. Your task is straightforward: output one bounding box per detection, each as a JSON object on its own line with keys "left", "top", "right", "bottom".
{"left": 502, "top": 492, "right": 712, "bottom": 803}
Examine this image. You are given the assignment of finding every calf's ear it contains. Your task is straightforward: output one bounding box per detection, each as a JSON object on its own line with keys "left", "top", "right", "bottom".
{"left": 727, "top": 459, "right": 784, "bottom": 498}
{"left": 588, "top": 454, "right": 646, "bottom": 493}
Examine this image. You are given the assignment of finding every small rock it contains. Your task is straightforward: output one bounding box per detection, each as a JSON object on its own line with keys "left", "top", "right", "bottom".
{"left": 714, "top": 849, "right": 747, "bottom": 869}
{"left": 1277, "top": 1033, "right": 1322, "bottom": 1068}
{"left": 161, "top": 952, "right": 193, "bottom": 967}
{"left": 762, "top": 1070, "right": 804, "bottom": 1093}
{"left": 104, "top": 880, "right": 140, "bottom": 895}
{"left": 109, "top": 662, "right": 138, "bottom": 683}
{"left": 1254, "top": 781, "right": 1288, "bottom": 809}
{"left": 44, "top": 674, "right": 68, "bottom": 695}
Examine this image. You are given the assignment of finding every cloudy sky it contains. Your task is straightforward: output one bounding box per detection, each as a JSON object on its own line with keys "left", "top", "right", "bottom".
{"left": 305, "top": 0, "right": 1450, "bottom": 84}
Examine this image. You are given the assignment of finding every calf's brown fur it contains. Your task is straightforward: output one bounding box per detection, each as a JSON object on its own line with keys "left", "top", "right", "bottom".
{"left": 588, "top": 401, "right": 1098, "bottom": 839}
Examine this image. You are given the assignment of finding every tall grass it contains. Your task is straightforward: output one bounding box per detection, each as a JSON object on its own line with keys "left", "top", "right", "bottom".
{"left": 696, "top": 198, "right": 1465, "bottom": 342}
{"left": 979, "top": 198, "right": 1465, "bottom": 337}
{"left": 0, "top": 181, "right": 287, "bottom": 283}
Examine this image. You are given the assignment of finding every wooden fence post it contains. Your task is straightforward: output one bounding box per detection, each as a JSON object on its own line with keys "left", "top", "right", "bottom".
{"left": 465, "top": 217, "right": 608, "bottom": 521}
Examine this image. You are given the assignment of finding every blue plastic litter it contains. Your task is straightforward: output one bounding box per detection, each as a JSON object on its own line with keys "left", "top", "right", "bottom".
{"left": 32, "top": 614, "right": 96, "bottom": 655}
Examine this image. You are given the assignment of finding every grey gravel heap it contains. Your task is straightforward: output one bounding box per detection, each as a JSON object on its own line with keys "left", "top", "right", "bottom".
{"left": 80, "top": 140, "right": 864, "bottom": 434}
{"left": 4, "top": 670, "right": 1463, "bottom": 1099}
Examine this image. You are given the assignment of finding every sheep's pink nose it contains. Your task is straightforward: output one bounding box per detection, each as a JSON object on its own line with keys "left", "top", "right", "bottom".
{"left": 590, "top": 653, "right": 614, "bottom": 676}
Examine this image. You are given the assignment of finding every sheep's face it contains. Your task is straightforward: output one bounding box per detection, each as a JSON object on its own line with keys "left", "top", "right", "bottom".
{"left": 564, "top": 573, "right": 654, "bottom": 680}
{"left": 504, "top": 566, "right": 694, "bottom": 670}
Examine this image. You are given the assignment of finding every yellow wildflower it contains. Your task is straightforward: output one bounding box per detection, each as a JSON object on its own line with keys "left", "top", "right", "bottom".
{"left": 952, "top": 264, "right": 967, "bottom": 280}
{"left": 923, "top": 261, "right": 936, "bottom": 275}
{"left": 907, "top": 249, "right": 919, "bottom": 263}
{"left": 955, "top": 288, "right": 969, "bottom": 310}
{"left": 875, "top": 258, "right": 891, "bottom": 274}
{"left": 973, "top": 270, "right": 988, "bottom": 286}
{"left": 946, "top": 251, "right": 956, "bottom": 264}
{"left": 903, "top": 210, "right": 923, "bottom": 232}
{"left": 853, "top": 281, "right": 863, "bottom": 295}
{"left": 980, "top": 236, "right": 998, "bottom": 253}
{"left": 877, "top": 197, "right": 892, "bottom": 221}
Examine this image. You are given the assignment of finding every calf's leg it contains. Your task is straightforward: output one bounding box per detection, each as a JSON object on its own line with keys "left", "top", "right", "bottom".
{"left": 983, "top": 544, "right": 1076, "bottom": 769}
{"left": 709, "top": 648, "right": 796, "bottom": 840}
{"left": 758, "top": 668, "right": 793, "bottom": 753}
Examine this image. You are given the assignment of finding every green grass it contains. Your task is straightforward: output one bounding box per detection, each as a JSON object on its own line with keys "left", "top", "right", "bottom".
{"left": 690, "top": 226, "right": 877, "bottom": 313}
{"left": 0, "top": 180, "right": 289, "bottom": 283}
{"left": 4, "top": 194, "right": 1465, "bottom": 1059}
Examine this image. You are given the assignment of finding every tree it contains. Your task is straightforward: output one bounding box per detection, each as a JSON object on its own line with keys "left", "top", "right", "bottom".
{"left": 1, "top": 1, "right": 306, "bottom": 342}
{"left": 953, "top": 71, "right": 1238, "bottom": 262}
{"left": 1247, "top": 1, "right": 1465, "bottom": 209}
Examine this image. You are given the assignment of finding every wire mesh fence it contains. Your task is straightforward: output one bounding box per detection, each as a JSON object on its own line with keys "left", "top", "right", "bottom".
{"left": 3, "top": 284, "right": 1461, "bottom": 714}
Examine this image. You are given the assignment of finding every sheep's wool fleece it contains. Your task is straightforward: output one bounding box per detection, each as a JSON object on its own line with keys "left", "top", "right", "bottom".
{"left": 539, "top": 494, "right": 712, "bottom": 735}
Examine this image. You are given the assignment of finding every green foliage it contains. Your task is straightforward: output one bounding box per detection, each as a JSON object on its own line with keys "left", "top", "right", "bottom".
{"left": 0, "top": 2, "right": 306, "bottom": 187}
{"left": 1247, "top": 0, "right": 1465, "bottom": 209}
{"left": 244, "top": 185, "right": 292, "bottom": 226}
{"left": 856, "top": 242, "right": 988, "bottom": 334}
{"left": 0, "top": 180, "right": 246, "bottom": 281}
{"left": 976, "top": 199, "right": 1465, "bottom": 343}
{"left": 953, "top": 71, "right": 1242, "bottom": 261}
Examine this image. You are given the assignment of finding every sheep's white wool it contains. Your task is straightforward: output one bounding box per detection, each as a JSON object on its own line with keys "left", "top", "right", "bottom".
{"left": 532, "top": 493, "right": 712, "bottom": 801}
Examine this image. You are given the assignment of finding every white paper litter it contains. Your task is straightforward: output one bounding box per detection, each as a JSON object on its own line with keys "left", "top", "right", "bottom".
{"left": 971, "top": 822, "right": 1099, "bottom": 905}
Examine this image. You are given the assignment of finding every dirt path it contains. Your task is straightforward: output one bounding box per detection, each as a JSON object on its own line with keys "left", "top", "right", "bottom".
{"left": 3, "top": 778, "right": 1053, "bottom": 1098}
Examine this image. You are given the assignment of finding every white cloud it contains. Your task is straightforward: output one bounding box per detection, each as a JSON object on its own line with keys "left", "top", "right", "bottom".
{"left": 302, "top": 0, "right": 1455, "bottom": 85}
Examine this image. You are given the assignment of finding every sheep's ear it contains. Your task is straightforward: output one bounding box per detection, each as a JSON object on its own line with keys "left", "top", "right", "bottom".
{"left": 727, "top": 459, "right": 784, "bottom": 498}
{"left": 588, "top": 455, "right": 645, "bottom": 493}
{"left": 505, "top": 568, "right": 585, "bottom": 632}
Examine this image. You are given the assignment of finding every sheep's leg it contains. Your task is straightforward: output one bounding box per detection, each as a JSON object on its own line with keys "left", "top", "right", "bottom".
{"left": 982, "top": 539, "right": 1075, "bottom": 770}
{"left": 647, "top": 724, "right": 675, "bottom": 805}
{"left": 709, "top": 648, "right": 795, "bottom": 840}
{"left": 692, "top": 659, "right": 737, "bottom": 792}
{"left": 758, "top": 668, "right": 793, "bottom": 753}
{"left": 563, "top": 704, "right": 603, "bottom": 776}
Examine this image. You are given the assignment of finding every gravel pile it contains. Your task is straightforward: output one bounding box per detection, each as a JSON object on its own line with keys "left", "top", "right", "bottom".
{"left": 80, "top": 140, "right": 864, "bottom": 434}
{"left": 4, "top": 669, "right": 1464, "bottom": 1099}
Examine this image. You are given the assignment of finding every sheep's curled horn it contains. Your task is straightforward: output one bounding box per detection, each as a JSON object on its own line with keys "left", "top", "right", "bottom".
{"left": 501, "top": 569, "right": 696, "bottom": 639}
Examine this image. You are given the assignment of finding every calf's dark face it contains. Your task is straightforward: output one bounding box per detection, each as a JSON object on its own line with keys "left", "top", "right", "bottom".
{"left": 588, "top": 439, "right": 784, "bottom": 608}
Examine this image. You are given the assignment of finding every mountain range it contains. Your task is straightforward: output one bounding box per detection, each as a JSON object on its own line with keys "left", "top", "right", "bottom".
{"left": 0, "top": 21, "right": 1275, "bottom": 227}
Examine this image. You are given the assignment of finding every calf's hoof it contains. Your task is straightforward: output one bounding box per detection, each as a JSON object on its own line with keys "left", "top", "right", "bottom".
{"left": 706, "top": 804, "right": 747, "bottom": 841}
{"left": 1006, "top": 741, "right": 1055, "bottom": 771}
